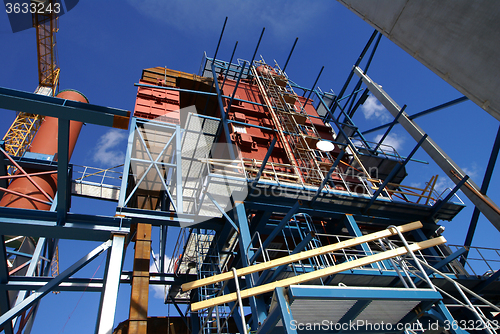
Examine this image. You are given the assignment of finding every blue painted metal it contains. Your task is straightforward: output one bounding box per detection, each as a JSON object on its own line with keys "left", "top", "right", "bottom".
{"left": 211, "top": 62, "right": 236, "bottom": 161}
{"left": 473, "top": 268, "right": 500, "bottom": 293}
{"left": 282, "top": 37, "right": 298, "bottom": 73}
{"left": 255, "top": 303, "right": 280, "bottom": 334}
{"left": 252, "top": 137, "right": 277, "bottom": 186}
{"left": 430, "top": 175, "right": 469, "bottom": 218}
{"left": 0, "top": 87, "right": 129, "bottom": 128}
{"left": 310, "top": 149, "right": 345, "bottom": 204}
{"left": 372, "top": 105, "right": 407, "bottom": 153}
{"left": 336, "top": 299, "right": 371, "bottom": 326}
{"left": 221, "top": 41, "right": 238, "bottom": 90}
{"left": 463, "top": 124, "right": 500, "bottom": 255}
{"left": 227, "top": 62, "right": 247, "bottom": 113}
{"left": 248, "top": 28, "right": 265, "bottom": 73}
{"left": 433, "top": 301, "right": 468, "bottom": 334}
{"left": 328, "top": 30, "right": 379, "bottom": 115}
{"left": 0, "top": 239, "right": 111, "bottom": 328}
{"left": 206, "top": 193, "right": 239, "bottom": 231}
{"left": 276, "top": 287, "right": 297, "bottom": 334}
{"left": 250, "top": 200, "right": 301, "bottom": 263}
{"left": 0, "top": 236, "right": 13, "bottom": 334}
{"left": 304, "top": 66, "right": 324, "bottom": 106}
{"left": 288, "top": 285, "right": 441, "bottom": 301}
{"left": 175, "top": 124, "right": 183, "bottom": 214}
{"left": 343, "top": 214, "right": 377, "bottom": 268}
{"left": 360, "top": 96, "right": 469, "bottom": 137}
{"left": 259, "top": 232, "right": 316, "bottom": 285}
{"left": 0, "top": 207, "right": 130, "bottom": 241}
{"left": 234, "top": 203, "right": 267, "bottom": 328}
{"left": 213, "top": 17, "right": 227, "bottom": 60}
{"left": 414, "top": 247, "right": 467, "bottom": 285}
{"left": 364, "top": 134, "right": 428, "bottom": 213}
{"left": 57, "top": 119, "right": 70, "bottom": 225}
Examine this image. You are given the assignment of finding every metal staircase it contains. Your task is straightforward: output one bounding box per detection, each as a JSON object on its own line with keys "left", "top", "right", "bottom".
{"left": 252, "top": 59, "right": 333, "bottom": 186}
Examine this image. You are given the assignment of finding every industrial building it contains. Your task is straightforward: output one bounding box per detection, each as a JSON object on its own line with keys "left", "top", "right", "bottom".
{"left": 1, "top": 1, "right": 500, "bottom": 334}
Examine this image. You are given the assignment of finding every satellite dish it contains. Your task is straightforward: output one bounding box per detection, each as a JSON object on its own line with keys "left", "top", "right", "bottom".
{"left": 316, "top": 140, "right": 335, "bottom": 152}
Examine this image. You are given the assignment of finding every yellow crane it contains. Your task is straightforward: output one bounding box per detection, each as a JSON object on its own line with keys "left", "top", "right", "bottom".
{"left": 2, "top": 2, "right": 60, "bottom": 167}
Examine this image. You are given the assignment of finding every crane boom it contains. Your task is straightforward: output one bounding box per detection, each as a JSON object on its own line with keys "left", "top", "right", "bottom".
{"left": 2, "top": 3, "right": 60, "bottom": 167}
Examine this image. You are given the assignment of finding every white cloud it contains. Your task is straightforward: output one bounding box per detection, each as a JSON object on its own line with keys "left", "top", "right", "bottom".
{"left": 93, "top": 129, "right": 126, "bottom": 166}
{"left": 126, "top": 0, "right": 333, "bottom": 38}
{"left": 361, "top": 95, "right": 391, "bottom": 122}
{"left": 373, "top": 133, "right": 404, "bottom": 152}
{"left": 150, "top": 252, "right": 172, "bottom": 300}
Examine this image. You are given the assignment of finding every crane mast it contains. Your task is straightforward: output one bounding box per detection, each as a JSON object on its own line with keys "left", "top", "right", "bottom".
{"left": 2, "top": 2, "right": 60, "bottom": 168}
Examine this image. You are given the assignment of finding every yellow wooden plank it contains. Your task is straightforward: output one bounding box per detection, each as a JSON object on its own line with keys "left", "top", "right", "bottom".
{"left": 181, "top": 221, "right": 423, "bottom": 292}
{"left": 190, "top": 236, "right": 446, "bottom": 311}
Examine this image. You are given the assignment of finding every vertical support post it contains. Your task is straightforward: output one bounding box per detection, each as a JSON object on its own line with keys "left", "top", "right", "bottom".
{"left": 0, "top": 236, "right": 14, "bottom": 334}
{"left": 96, "top": 233, "right": 126, "bottom": 334}
{"left": 118, "top": 117, "right": 136, "bottom": 208}
{"left": 463, "top": 125, "right": 500, "bottom": 256}
{"left": 232, "top": 268, "right": 248, "bottom": 334}
{"left": 343, "top": 215, "right": 377, "bottom": 268}
{"left": 275, "top": 287, "right": 297, "bottom": 334}
{"left": 303, "top": 66, "right": 324, "bottom": 105}
{"left": 57, "top": 118, "right": 70, "bottom": 225}
{"left": 175, "top": 125, "right": 183, "bottom": 214}
{"left": 128, "top": 224, "right": 151, "bottom": 334}
{"left": 234, "top": 203, "right": 267, "bottom": 328}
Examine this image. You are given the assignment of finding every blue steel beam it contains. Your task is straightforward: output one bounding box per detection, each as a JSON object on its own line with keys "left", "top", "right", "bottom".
{"left": 413, "top": 247, "right": 467, "bottom": 285}
{"left": 248, "top": 28, "right": 265, "bottom": 74}
{"left": 0, "top": 239, "right": 112, "bottom": 329}
{"left": 473, "top": 269, "right": 500, "bottom": 294}
{"left": 364, "top": 134, "right": 428, "bottom": 213}
{"left": 336, "top": 299, "right": 371, "bottom": 327}
{"left": 360, "top": 96, "right": 469, "bottom": 137}
{"left": 221, "top": 41, "right": 238, "bottom": 90}
{"left": 328, "top": 30, "right": 379, "bottom": 115}
{"left": 255, "top": 303, "right": 281, "bottom": 334}
{"left": 251, "top": 137, "right": 277, "bottom": 186}
{"left": 57, "top": 119, "right": 70, "bottom": 225}
{"left": 276, "top": 287, "right": 297, "bottom": 334}
{"left": 430, "top": 175, "right": 469, "bottom": 218}
{"left": 371, "top": 105, "right": 406, "bottom": 153}
{"left": 234, "top": 203, "right": 267, "bottom": 328}
{"left": 288, "top": 285, "right": 441, "bottom": 301}
{"left": 463, "top": 125, "right": 500, "bottom": 252}
{"left": 0, "top": 87, "right": 130, "bottom": 129}
{"left": 282, "top": 37, "right": 298, "bottom": 73}
{"left": 249, "top": 200, "right": 301, "bottom": 263}
{"left": 227, "top": 62, "right": 247, "bottom": 113}
{"left": 310, "top": 149, "right": 346, "bottom": 204}
{"left": 0, "top": 236, "right": 13, "bottom": 334}
{"left": 213, "top": 17, "right": 227, "bottom": 60}
{"left": 303, "top": 66, "right": 324, "bottom": 105}
{"left": 211, "top": 63, "right": 236, "bottom": 161}
{"left": 343, "top": 215, "right": 377, "bottom": 269}
{"left": 258, "top": 231, "right": 316, "bottom": 285}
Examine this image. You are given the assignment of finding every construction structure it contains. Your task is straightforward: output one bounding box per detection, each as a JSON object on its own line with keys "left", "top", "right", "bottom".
{"left": 1, "top": 1, "right": 500, "bottom": 334}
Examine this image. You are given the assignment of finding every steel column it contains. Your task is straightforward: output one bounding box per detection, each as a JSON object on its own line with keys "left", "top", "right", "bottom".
{"left": 463, "top": 124, "right": 500, "bottom": 253}
{"left": 0, "top": 239, "right": 111, "bottom": 328}
{"left": 96, "top": 233, "right": 126, "bottom": 334}
{"left": 128, "top": 223, "right": 151, "bottom": 334}
{"left": 354, "top": 66, "right": 500, "bottom": 229}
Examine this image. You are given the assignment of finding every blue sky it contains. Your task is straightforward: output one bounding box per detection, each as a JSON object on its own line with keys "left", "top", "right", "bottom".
{"left": 1, "top": 1, "right": 499, "bottom": 333}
